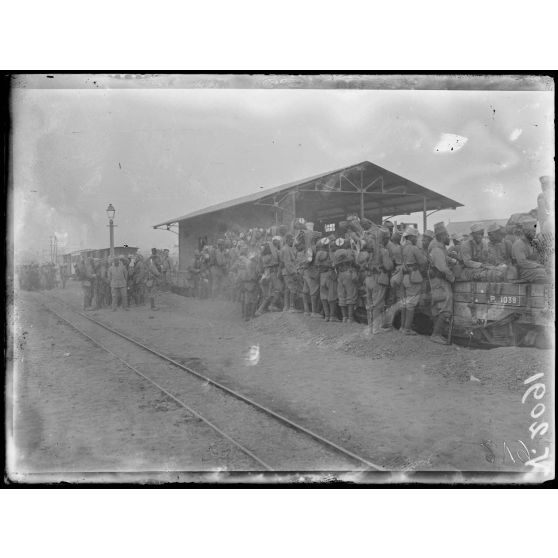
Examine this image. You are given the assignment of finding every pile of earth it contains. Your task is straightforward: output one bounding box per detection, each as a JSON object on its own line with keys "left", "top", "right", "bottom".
{"left": 250, "top": 310, "right": 553, "bottom": 392}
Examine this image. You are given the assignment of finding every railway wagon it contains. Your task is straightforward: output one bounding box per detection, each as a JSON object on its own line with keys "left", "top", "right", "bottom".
{"left": 63, "top": 247, "right": 139, "bottom": 277}
{"left": 409, "top": 280, "right": 554, "bottom": 349}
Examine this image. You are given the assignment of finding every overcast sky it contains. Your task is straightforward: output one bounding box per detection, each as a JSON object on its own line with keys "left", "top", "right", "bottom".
{"left": 12, "top": 81, "right": 554, "bottom": 261}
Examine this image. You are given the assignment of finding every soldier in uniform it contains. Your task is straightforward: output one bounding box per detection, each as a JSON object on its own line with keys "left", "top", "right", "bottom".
{"left": 209, "top": 239, "right": 228, "bottom": 298}
{"left": 294, "top": 236, "right": 310, "bottom": 314}
{"left": 459, "top": 223, "right": 489, "bottom": 280}
{"left": 485, "top": 222, "right": 516, "bottom": 281}
{"left": 447, "top": 233, "right": 463, "bottom": 260}
{"left": 160, "top": 249, "right": 172, "bottom": 292}
{"left": 315, "top": 239, "right": 332, "bottom": 321}
{"left": 91, "top": 258, "right": 103, "bottom": 309}
{"left": 384, "top": 226, "right": 404, "bottom": 330}
{"left": 108, "top": 256, "right": 129, "bottom": 311}
{"left": 77, "top": 256, "right": 96, "bottom": 310}
{"left": 131, "top": 254, "right": 147, "bottom": 305}
{"left": 326, "top": 235, "right": 341, "bottom": 322}
{"left": 298, "top": 232, "right": 321, "bottom": 317}
{"left": 146, "top": 248, "right": 162, "bottom": 310}
{"left": 199, "top": 247, "right": 211, "bottom": 299}
{"left": 400, "top": 227, "right": 428, "bottom": 335}
{"left": 511, "top": 215, "right": 549, "bottom": 283}
{"left": 237, "top": 244, "right": 259, "bottom": 321}
{"left": 421, "top": 230, "right": 435, "bottom": 254}
{"left": 360, "top": 227, "right": 393, "bottom": 334}
{"left": 280, "top": 233, "right": 299, "bottom": 312}
{"left": 59, "top": 264, "right": 68, "bottom": 289}
{"left": 332, "top": 238, "right": 357, "bottom": 323}
{"left": 255, "top": 237, "right": 283, "bottom": 316}
{"left": 428, "top": 222, "right": 455, "bottom": 344}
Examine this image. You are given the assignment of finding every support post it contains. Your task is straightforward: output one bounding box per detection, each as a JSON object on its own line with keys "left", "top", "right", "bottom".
{"left": 423, "top": 197, "right": 427, "bottom": 233}
{"left": 360, "top": 189, "right": 365, "bottom": 220}
{"left": 109, "top": 219, "right": 115, "bottom": 257}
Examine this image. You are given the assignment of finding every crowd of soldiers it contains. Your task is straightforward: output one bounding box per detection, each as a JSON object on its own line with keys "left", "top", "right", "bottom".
{"left": 75, "top": 248, "right": 173, "bottom": 312}
{"left": 17, "top": 262, "right": 68, "bottom": 291}
{"left": 181, "top": 175, "right": 553, "bottom": 345}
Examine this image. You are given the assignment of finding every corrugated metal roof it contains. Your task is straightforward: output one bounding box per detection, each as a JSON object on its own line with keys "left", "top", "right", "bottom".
{"left": 153, "top": 160, "right": 463, "bottom": 227}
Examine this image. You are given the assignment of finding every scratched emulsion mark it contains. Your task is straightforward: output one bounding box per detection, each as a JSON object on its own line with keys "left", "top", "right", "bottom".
{"left": 433, "top": 133, "right": 468, "bottom": 153}
{"left": 509, "top": 128, "right": 523, "bottom": 141}
{"left": 244, "top": 344, "right": 260, "bottom": 366}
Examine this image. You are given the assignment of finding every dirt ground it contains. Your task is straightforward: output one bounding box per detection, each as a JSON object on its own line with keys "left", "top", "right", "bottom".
{"left": 9, "top": 295, "right": 260, "bottom": 479}
{"left": 8, "top": 281, "right": 555, "bottom": 478}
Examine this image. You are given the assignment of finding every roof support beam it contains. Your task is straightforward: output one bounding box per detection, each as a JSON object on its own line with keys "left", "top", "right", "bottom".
{"left": 340, "top": 173, "right": 361, "bottom": 192}
{"left": 364, "top": 175, "right": 384, "bottom": 192}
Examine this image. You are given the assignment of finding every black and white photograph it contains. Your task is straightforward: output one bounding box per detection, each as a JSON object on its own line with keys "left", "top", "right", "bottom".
{"left": 6, "top": 73, "right": 555, "bottom": 484}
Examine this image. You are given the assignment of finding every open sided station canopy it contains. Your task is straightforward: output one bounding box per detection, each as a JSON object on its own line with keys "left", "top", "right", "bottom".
{"left": 154, "top": 161, "right": 463, "bottom": 267}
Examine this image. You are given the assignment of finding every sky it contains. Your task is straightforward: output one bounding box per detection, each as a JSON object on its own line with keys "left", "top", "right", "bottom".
{"left": 11, "top": 80, "right": 554, "bottom": 262}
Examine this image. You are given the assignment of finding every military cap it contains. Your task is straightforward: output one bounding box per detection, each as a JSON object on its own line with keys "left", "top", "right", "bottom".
{"left": 487, "top": 222, "right": 503, "bottom": 233}
{"left": 285, "top": 232, "right": 294, "bottom": 240}
{"left": 470, "top": 223, "right": 485, "bottom": 233}
{"left": 423, "top": 229, "right": 435, "bottom": 239}
{"left": 217, "top": 238, "right": 224, "bottom": 244}
{"left": 382, "top": 220, "right": 394, "bottom": 227}
{"left": 403, "top": 226, "right": 419, "bottom": 237}
{"left": 316, "top": 250, "right": 329, "bottom": 262}
{"left": 434, "top": 222, "right": 448, "bottom": 235}
{"left": 335, "top": 237, "right": 345, "bottom": 247}
{"left": 272, "top": 235, "right": 282, "bottom": 243}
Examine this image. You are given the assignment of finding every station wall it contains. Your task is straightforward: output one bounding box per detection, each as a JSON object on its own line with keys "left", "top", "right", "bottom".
{"left": 177, "top": 204, "right": 277, "bottom": 269}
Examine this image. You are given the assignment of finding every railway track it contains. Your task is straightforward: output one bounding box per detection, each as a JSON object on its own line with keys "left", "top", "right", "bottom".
{"left": 40, "top": 293, "right": 385, "bottom": 473}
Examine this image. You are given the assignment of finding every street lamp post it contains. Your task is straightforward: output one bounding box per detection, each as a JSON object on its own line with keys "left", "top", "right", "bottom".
{"left": 106, "top": 204, "right": 116, "bottom": 258}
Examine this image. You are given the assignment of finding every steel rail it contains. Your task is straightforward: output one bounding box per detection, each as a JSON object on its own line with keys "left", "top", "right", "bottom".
{"left": 45, "top": 294, "right": 384, "bottom": 471}
{"left": 43, "top": 304, "right": 274, "bottom": 471}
